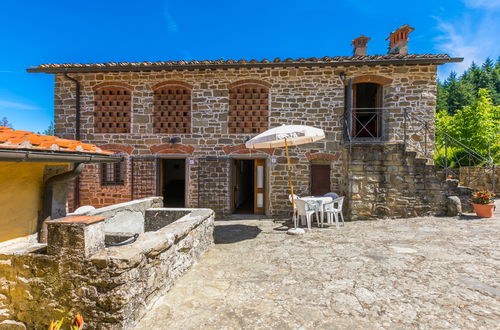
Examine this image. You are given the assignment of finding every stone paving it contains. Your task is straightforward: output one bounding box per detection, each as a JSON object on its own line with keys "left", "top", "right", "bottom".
{"left": 135, "top": 208, "right": 500, "bottom": 329}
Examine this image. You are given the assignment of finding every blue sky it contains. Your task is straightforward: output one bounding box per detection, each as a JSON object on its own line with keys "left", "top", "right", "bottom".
{"left": 0, "top": 0, "right": 499, "bottom": 132}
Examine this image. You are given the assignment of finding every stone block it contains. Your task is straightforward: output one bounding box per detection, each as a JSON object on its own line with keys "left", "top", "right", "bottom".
{"left": 47, "top": 216, "right": 105, "bottom": 257}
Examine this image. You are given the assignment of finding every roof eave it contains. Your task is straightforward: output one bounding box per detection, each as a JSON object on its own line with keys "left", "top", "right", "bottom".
{"left": 26, "top": 57, "right": 464, "bottom": 74}
{"left": 0, "top": 148, "right": 122, "bottom": 163}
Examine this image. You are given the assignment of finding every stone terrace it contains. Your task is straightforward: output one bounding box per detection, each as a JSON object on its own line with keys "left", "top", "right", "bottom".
{"left": 136, "top": 206, "right": 500, "bottom": 329}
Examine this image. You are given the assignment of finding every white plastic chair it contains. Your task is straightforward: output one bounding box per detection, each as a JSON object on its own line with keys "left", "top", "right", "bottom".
{"left": 323, "top": 197, "right": 345, "bottom": 228}
{"left": 294, "top": 198, "right": 319, "bottom": 230}
{"left": 289, "top": 194, "right": 300, "bottom": 227}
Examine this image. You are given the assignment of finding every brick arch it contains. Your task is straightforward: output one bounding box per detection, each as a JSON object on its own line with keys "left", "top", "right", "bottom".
{"left": 228, "top": 79, "right": 271, "bottom": 89}
{"left": 92, "top": 82, "right": 133, "bottom": 91}
{"left": 305, "top": 152, "right": 340, "bottom": 162}
{"left": 152, "top": 80, "right": 193, "bottom": 90}
{"left": 150, "top": 143, "right": 195, "bottom": 155}
{"left": 99, "top": 144, "right": 134, "bottom": 155}
{"left": 349, "top": 74, "right": 393, "bottom": 85}
{"left": 223, "top": 144, "right": 274, "bottom": 156}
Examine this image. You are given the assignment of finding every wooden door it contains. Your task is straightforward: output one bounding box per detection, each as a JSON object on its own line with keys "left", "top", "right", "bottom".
{"left": 311, "top": 164, "right": 331, "bottom": 196}
{"left": 253, "top": 159, "right": 265, "bottom": 214}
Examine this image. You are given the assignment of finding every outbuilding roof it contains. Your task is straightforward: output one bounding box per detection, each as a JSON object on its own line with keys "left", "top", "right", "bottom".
{"left": 27, "top": 54, "right": 463, "bottom": 73}
{"left": 0, "top": 127, "right": 119, "bottom": 162}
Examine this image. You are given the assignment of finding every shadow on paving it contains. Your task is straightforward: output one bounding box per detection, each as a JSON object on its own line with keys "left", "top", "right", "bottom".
{"left": 214, "top": 224, "right": 262, "bottom": 244}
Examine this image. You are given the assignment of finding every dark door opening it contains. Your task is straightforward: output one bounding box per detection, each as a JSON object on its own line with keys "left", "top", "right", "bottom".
{"left": 353, "top": 82, "right": 382, "bottom": 138}
{"left": 311, "top": 164, "right": 331, "bottom": 196}
{"left": 232, "top": 159, "right": 255, "bottom": 214}
{"left": 161, "top": 159, "right": 186, "bottom": 207}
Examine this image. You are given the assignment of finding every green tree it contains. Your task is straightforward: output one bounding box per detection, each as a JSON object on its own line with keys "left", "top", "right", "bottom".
{"left": 1, "top": 117, "right": 13, "bottom": 128}
{"left": 436, "top": 89, "right": 500, "bottom": 165}
{"left": 42, "top": 121, "right": 54, "bottom": 136}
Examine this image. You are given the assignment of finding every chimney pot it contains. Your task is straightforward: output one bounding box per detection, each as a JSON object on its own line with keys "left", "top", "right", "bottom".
{"left": 387, "top": 24, "right": 414, "bottom": 55}
{"left": 351, "top": 35, "right": 370, "bottom": 56}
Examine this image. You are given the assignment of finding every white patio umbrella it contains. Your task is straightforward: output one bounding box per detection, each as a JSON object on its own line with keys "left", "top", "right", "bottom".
{"left": 245, "top": 125, "right": 325, "bottom": 229}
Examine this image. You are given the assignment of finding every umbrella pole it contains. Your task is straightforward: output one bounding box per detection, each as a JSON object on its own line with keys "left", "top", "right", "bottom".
{"left": 285, "top": 138, "right": 296, "bottom": 228}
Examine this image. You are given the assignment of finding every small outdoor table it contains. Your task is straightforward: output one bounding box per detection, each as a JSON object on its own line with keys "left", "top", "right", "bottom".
{"left": 301, "top": 196, "right": 333, "bottom": 226}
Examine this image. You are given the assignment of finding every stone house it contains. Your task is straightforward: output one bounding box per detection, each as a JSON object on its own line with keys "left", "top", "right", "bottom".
{"left": 28, "top": 25, "right": 462, "bottom": 218}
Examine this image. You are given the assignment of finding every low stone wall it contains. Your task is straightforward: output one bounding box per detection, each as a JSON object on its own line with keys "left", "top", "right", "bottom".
{"left": 0, "top": 207, "right": 215, "bottom": 329}
{"left": 71, "top": 197, "right": 163, "bottom": 234}
{"left": 459, "top": 166, "right": 498, "bottom": 192}
{"left": 348, "top": 143, "right": 448, "bottom": 219}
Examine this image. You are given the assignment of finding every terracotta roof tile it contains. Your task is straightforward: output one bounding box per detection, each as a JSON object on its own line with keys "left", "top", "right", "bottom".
{"left": 27, "top": 54, "right": 461, "bottom": 73}
{"left": 0, "top": 127, "right": 114, "bottom": 155}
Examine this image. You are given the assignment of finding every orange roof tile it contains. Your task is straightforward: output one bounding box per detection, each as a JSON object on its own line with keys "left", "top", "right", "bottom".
{"left": 0, "top": 127, "right": 114, "bottom": 155}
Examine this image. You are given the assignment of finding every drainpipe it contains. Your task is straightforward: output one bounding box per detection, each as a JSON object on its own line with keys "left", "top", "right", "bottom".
{"left": 39, "top": 163, "right": 85, "bottom": 243}
{"left": 63, "top": 73, "right": 81, "bottom": 210}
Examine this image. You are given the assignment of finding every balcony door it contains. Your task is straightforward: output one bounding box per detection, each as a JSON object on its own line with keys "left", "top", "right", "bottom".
{"left": 352, "top": 82, "right": 382, "bottom": 138}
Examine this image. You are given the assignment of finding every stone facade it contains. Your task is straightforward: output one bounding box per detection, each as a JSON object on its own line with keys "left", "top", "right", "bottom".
{"left": 52, "top": 64, "right": 439, "bottom": 217}
{"left": 348, "top": 144, "right": 447, "bottom": 219}
{"left": 0, "top": 198, "right": 215, "bottom": 329}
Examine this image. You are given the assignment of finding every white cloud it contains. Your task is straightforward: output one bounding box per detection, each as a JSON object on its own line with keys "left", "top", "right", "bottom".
{"left": 463, "top": 0, "right": 500, "bottom": 9}
{"left": 434, "top": 6, "right": 500, "bottom": 80}
{"left": 163, "top": 2, "right": 179, "bottom": 34}
{"left": 0, "top": 100, "right": 40, "bottom": 111}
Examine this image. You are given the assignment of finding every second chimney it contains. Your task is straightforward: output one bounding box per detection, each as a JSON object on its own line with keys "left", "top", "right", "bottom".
{"left": 352, "top": 35, "right": 370, "bottom": 56}
{"left": 387, "top": 24, "right": 414, "bottom": 55}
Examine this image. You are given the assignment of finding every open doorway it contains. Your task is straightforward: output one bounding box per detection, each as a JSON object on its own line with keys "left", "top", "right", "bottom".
{"left": 231, "top": 159, "right": 266, "bottom": 214}
{"left": 160, "top": 158, "right": 186, "bottom": 207}
{"left": 353, "top": 82, "right": 382, "bottom": 138}
{"left": 232, "top": 159, "right": 254, "bottom": 213}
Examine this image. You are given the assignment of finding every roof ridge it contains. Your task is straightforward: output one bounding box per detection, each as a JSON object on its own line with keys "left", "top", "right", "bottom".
{"left": 29, "top": 54, "right": 459, "bottom": 71}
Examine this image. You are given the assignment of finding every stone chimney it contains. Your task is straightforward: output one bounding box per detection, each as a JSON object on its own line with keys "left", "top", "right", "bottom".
{"left": 387, "top": 24, "right": 414, "bottom": 55}
{"left": 352, "top": 36, "right": 370, "bottom": 56}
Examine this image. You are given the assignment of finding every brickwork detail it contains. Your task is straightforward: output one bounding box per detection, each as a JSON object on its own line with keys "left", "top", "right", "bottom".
{"left": 228, "top": 82, "right": 269, "bottom": 134}
{"left": 153, "top": 82, "right": 191, "bottom": 134}
{"left": 93, "top": 84, "right": 132, "bottom": 133}
{"left": 150, "top": 143, "right": 195, "bottom": 154}
{"left": 305, "top": 152, "right": 341, "bottom": 162}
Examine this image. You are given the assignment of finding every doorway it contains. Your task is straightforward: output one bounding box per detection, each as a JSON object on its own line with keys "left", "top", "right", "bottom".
{"left": 353, "top": 82, "right": 382, "bottom": 138}
{"left": 311, "top": 164, "right": 331, "bottom": 196}
{"left": 160, "top": 159, "right": 186, "bottom": 207}
{"left": 232, "top": 159, "right": 265, "bottom": 214}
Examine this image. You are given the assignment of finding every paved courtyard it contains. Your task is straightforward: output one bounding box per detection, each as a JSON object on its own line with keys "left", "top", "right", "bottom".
{"left": 136, "top": 210, "right": 500, "bottom": 329}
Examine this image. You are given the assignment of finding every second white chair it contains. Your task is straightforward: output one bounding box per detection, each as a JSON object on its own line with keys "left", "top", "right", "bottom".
{"left": 323, "top": 197, "right": 345, "bottom": 228}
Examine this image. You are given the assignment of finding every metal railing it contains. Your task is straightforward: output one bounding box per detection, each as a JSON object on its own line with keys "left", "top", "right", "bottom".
{"left": 399, "top": 109, "right": 496, "bottom": 192}
{"left": 343, "top": 107, "right": 496, "bottom": 192}
{"left": 345, "top": 108, "right": 385, "bottom": 141}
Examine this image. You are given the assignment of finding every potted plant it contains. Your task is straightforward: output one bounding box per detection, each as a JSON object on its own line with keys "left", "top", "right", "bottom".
{"left": 471, "top": 190, "right": 496, "bottom": 218}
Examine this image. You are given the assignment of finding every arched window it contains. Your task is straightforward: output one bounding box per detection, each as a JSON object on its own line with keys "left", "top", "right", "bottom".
{"left": 153, "top": 81, "right": 192, "bottom": 134}
{"left": 228, "top": 80, "right": 269, "bottom": 134}
{"left": 93, "top": 83, "right": 132, "bottom": 133}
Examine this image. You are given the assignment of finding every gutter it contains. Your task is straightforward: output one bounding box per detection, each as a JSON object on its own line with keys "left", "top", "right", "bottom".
{"left": 27, "top": 57, "right": 464, "bottom": 74}
{"left": 63, "top": 73, "right": 82, "bottom": 210}
{"left": 0, "top": 148, "right": 121, "bottom": 163}
{"left": 39, "top": 163, "right": 85, "bottom": 243}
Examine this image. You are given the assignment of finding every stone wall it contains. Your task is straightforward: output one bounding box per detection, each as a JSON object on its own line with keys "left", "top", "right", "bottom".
{"left": 0, "top": 207, "right": 215, "bottom": 329}
{"left": 459, "top": 166, "right": 498, "bottom": 192}
{"left": 53, "top": 64, "right": 438, "bottom": 217}
{"left": 348, "top": 143, "right": 448, "bottom": 219}
{"left": 71, "top": 196, "right": 163, "bottom": 234}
